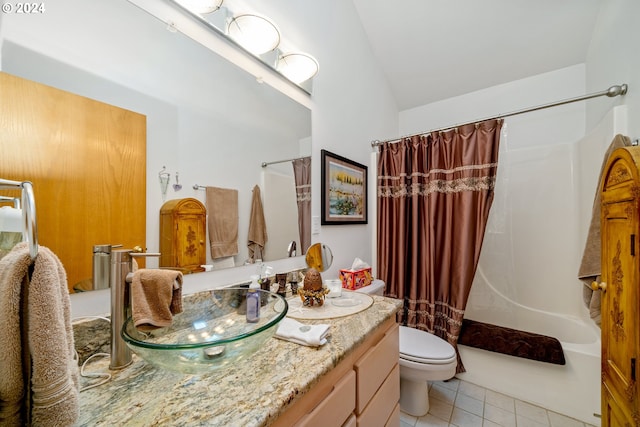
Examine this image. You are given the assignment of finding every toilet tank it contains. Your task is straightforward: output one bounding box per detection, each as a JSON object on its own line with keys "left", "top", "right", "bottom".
{"left": 355, "top": 279, "right": 385, "bottom": 296}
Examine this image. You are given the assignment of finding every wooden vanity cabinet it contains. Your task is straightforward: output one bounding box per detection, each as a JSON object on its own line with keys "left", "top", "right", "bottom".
{"left": 159, "top": 198, "right": 206, "bottom": 273}
{"left": 272, "top": 317, "right": 399, "bottom": 427}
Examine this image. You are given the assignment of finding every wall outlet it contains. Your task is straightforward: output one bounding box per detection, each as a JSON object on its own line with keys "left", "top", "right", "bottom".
{"left": 312, "top": 216, "right": 321, "bottom": 235}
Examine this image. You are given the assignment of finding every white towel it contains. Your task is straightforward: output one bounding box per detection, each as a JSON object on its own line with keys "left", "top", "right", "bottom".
{"left": 275, "top": 317, "right": 330, "bottom": 347}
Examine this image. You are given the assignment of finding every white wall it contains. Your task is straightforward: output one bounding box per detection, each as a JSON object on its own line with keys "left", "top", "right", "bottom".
{"left": 586, "top": 0, "right": 640, "bottom": 139}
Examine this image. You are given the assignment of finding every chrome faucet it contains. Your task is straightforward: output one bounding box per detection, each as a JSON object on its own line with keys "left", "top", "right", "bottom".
{"left": 109, "top": 247, "right": 161, "bottom": 370}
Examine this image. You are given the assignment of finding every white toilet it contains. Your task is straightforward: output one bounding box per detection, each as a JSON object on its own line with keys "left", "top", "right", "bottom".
{"left": 356, "top": 280, "right": 457, "bottom": 416}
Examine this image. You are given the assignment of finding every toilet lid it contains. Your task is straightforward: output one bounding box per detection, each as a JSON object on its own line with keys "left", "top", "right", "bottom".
{"left": 399, "top": 326, "right": 456, "bottom": 364}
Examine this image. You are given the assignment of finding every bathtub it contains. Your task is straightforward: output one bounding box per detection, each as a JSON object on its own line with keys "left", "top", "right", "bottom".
{"left": 457, "top": 269, "right": 602, "bottom": 426}
{"left": 450, "top": 117, "right": 619, "bottom": 426}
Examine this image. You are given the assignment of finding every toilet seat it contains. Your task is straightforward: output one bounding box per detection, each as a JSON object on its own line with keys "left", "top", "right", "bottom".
{"left": 399, "top": 326, "right": 456, "bottom": 365}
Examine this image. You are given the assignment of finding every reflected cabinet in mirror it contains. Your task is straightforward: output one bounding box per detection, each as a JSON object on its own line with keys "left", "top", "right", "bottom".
{"left": 0, "top": 0, "right": 311, "bottom": 291}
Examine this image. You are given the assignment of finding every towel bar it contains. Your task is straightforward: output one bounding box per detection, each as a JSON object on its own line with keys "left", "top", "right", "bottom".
{"left": 0, "top": 178, "right": 38, "bottom": 260}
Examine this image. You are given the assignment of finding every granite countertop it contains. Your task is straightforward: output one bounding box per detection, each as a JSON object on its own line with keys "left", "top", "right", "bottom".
{"left": 76, "top": 294, "right": 401, "bottom": 427}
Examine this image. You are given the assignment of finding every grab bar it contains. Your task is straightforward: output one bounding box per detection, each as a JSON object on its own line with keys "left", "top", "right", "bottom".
{"left": 0, "top": 178, "right": 38, "bottom": 261}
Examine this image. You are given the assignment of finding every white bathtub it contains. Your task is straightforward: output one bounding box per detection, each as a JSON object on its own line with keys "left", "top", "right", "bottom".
{"left": 457, "top": 279, "right": 602, "bottom": 426}
{"left": 450, "top": 116, "right": 620, "bottom": 426}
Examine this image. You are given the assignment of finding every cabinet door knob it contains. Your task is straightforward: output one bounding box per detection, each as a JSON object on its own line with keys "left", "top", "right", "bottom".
{"left": 591, "top": 281, "right": 607, "bottom": 292}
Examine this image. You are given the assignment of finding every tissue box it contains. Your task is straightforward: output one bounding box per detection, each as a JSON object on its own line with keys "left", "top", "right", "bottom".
{"left": 339, "top": 268, "right": 373, "bottom": 290}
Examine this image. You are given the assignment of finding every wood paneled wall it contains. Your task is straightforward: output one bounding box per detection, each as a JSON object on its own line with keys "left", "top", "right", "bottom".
{"left": 0, "top": 72, "right": 146, "bottom": 292}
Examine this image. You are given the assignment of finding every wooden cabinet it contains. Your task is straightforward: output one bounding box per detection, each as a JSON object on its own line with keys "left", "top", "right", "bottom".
{"left": 272, "top": 317, "right": 399, "bottom": 427}
{"left": 600, "top": 147, "right": 640, "bottom": 426}
{"left": 354, "top": 325, "right": 400, "bottom": 427}
{"left": 159, "top": 198, "right": 206, "bottom": 273}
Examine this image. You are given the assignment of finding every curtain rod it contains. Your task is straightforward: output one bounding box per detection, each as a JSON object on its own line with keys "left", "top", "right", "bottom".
{"left": 261, "top": 155, "right": 310, "bottom": 168}
{"left": 371, "top": 83, "right": 628, "bottom": 147}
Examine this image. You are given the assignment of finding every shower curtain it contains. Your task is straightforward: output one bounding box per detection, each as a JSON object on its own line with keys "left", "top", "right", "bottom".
{"left": 377, "top": 119, "right": 502, "bottom": 372}
{"left": 292, "top": 157, "right": 311, "bottom": 255}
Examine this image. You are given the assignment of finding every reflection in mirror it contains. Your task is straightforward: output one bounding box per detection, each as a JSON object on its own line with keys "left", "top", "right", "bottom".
{"left": 305, "top": 243, "right": 333, "bottom": 272}
{"left": 0, "top": 0, "right": 311, "bottom": 291}
{"left": 287, "top": 241, "right": 297, "bottom": 257}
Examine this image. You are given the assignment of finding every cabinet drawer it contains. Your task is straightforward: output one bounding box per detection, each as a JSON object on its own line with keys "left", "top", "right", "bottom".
{"left": 354, "top": 323, "right": 399, "bottom": 412}
{"left": 384, "top": 403, "right": 400, "bottom": 427}
{"left": 357, "top": 364, "right": 400, "bottom": 427}
{"left": 342, "top": 414, "right": 356, "bottom": 427}
{"left": 295, "top": 370, "right": 356, "bottom": 427}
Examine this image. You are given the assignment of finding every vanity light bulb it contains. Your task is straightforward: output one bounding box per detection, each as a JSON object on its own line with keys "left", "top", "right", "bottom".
{"left": 227, "top": 14, "right": 280, "bottom": 55}
{"left": 276, "top": 53, "right": 319, "bottom": 84}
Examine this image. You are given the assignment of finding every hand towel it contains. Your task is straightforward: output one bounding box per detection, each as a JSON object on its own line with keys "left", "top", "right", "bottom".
{"left": 247, "top": 185, "right": 268, "bottom": 262}
{"left": 131, "top": 269, "right": 183, "bottom": 331}
{"left": 206, "top": 186, "right": 239, "bottom": 259}
{"left": 0, "top": 242, "right": 79, "bottom": 427}
{"left": 275, "top": 317, "right": 330, "bottom": 347}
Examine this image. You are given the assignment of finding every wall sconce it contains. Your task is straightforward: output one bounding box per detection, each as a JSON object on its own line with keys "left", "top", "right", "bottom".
{"left": 276, "top": 52, "right": 319, "bottom": 84}
{"left": 227, "top": 14, "right": 281, "bottom": 56}
{"left": 175, "top": 0, "right": 223, "bottom": 14}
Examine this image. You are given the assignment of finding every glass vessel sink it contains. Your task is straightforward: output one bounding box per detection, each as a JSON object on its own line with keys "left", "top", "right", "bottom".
{"left": 122, "top": 287, "right": 288, "bottom": 374}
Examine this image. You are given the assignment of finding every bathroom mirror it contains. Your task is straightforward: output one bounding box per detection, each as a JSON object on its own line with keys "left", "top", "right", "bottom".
{"left": 0, "top": 0, "right": 311, "bottom": 290}
{"left": 305, "top": 243, "right": 333, "bottom": 272}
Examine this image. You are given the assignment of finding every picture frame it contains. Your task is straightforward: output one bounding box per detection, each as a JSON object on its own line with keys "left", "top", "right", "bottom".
{"left": 321, "top": 149, "right": 368, "bottom": 225}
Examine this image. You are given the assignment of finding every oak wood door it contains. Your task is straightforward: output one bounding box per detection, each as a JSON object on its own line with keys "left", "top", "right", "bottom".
{"left": 600, "top": 147, "right": 640, "bottom": 426}
{"left": 0, "top": 72, "right": 146, "bottom": 291}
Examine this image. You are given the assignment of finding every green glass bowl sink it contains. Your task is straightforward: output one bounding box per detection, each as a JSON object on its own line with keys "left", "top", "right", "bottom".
{"left": 122, "top": 287, "right": 288, "bottom": 374}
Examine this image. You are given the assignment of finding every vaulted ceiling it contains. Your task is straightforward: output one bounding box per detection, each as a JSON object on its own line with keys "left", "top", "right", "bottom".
{"left": 351, "top": 0, "right": 603, "bottom": 110}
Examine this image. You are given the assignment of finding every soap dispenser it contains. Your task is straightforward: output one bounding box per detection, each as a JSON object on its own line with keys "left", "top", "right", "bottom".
{"left": 246, "top": 274, "right": 261, "bottom": 323}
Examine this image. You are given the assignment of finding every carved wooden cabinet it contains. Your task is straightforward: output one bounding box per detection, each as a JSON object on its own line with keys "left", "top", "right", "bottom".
{"left": 159, "top": 198, "right": 206, "bottom": 273}
{"left": 600, "top": 146, "right": 640, "bottom": 426}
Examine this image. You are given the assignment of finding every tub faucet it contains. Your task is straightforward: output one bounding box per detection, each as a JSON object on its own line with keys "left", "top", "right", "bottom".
{"left": 110, "top": 247, "right": 161, "bottom": 370}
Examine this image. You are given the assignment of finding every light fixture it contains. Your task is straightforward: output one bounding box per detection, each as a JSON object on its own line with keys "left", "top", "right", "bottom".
{"left": 175, "top": 0, "right": 223, "bottom": 14}
{"left": 226, "top": 14, "right": 280, "bottom": 56}
{"left": 164, "top": 0, "right": 320, "bottom": 89}
{"left": 276, "top": 53, "right": 319, "bottom": 84}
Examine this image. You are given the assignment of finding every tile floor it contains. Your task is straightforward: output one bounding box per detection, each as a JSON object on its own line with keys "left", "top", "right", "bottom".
{"left": 399, "top": 378, "right": 599, "bottom": 427}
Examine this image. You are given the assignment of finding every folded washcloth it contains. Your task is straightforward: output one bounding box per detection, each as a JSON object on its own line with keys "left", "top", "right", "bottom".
{"left": 131, "top": 269, "right": 183, "bottom": 331}
{"left": 275, "top": 317, "right": 330, "bottom": 347}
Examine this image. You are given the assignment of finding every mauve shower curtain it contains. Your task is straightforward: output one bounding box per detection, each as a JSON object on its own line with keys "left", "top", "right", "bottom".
{"left": 377, "top": 119, "right": 502, "bottom": 372}
{"left": 292, "top": 157, "right": 311, "bottom": 254}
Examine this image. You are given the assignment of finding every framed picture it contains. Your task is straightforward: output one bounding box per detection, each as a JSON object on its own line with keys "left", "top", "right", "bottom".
{"left": 321, "top": 149, "right": 368, "bottom": 225}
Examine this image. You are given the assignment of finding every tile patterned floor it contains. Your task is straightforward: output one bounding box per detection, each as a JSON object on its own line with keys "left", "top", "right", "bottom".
{"left": 399, "top": 378, "right": 600, "bottom": 427}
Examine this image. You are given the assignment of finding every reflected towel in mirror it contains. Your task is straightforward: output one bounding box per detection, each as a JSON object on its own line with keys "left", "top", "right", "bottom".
{"left": 247, "top": 185, "right": 267, "bottom": 262}
{"left": 206, "top": 187, "right": 239, "bottom": 259}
